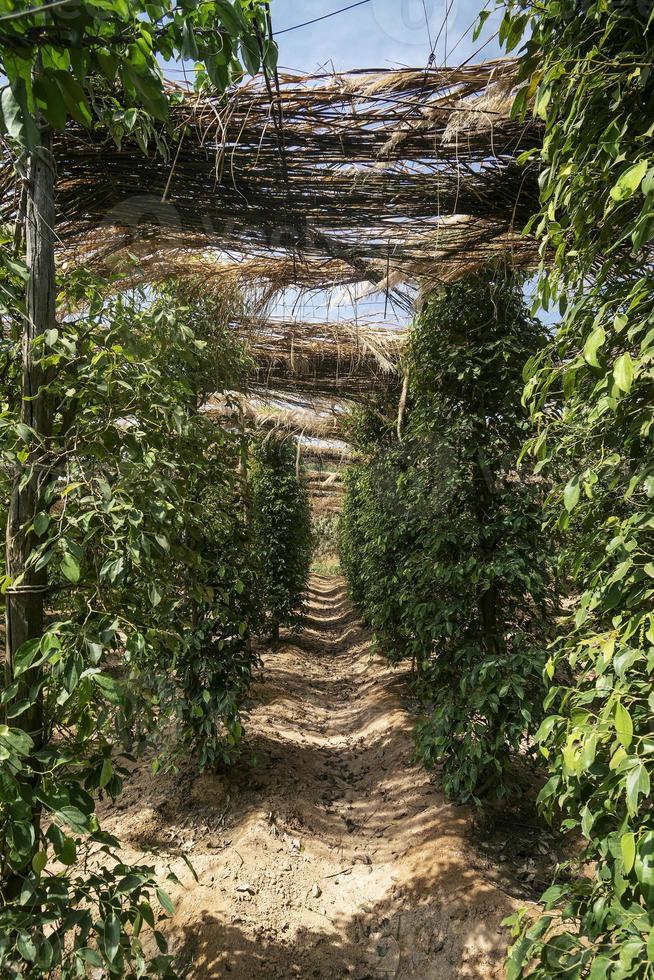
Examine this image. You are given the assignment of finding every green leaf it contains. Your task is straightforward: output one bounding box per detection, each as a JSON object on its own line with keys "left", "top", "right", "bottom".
{"left": 580, "top": 804, "right": 594, "bottom": 838}
{"left": 16, "top": 422, "right": 33, "bottom": 442}
{"left": 13, "top": 638, "right": 42, "bottom": 678}
{"left": 626, "top": 764, "right": 649, "bottom": 816}
{"left": 589, "top": 957, "right": 612, "bottom": 980}
{"left": 215, "top": 0, "right": 247, "bottom": 34}
{"left": 53, "top": 70, "right": 93, "bottom": 127}
{"left": 647, "top": 925, "right": 654, "bottom": 962}
{"left": 0, "top": 725, "right": 33, "bottom": 758}
{"left": 117, "top": 872, "right": 147, "bottom": 894}
{"left": 635, "top": 832, "right": 654, "bottom": 896}
{"left": 34, "top": 75, "right": 67, "bottom": 130}
{"left": 54, "top": 806, "right": 90, "bottom": 834}
{"left": 505, "top": 14, "right": 526, "bottom": 52}
{"left": 80, "top": 948, "right": 103, "bottom": 968}
{"left": 263, "top": 39, "right": 279, "bottom": 73}
{"left": 472, "top": 9, "right": 492, "bottom": 42}
{"left": 613, "top": 352, "right": 634, "bottom": 393}
{"left": 35, "top": 939, "right": 54, "bottom": 971}
{"left": 34, "top": 513, "right": 50, "bottom": 537}
{"left": 16, "top": 933, "right": 37, "bottom": 963}
{"left": 181, "top": 21, "right": 199, "bottom": 61}
{"left": 100, "top": 556, "right": 125, "bottom": 583}
{"left": 1, "top": 82, "right": 39, "bottom": 149}
{"left": 563, "top": 477, "right": 580, "bottom": 513}
{"left": 31, "top": 849, "right": 47, "bottom": 875}
{"left": 148, "top": 582, "right": 162, "bottom": 607}
{"left": 610, "top": 159, "right": 648, "bottom": 202}
{"left": 583, "top": 325, "right": 606, "bottom": 367}
{"left": 60, "top": 552, "right": 81, "bottom": 584}
{"left": 123, "top": 66, "right": 168, "bottom": 122}
{"left": 156, "top": 887, "right": 175, "bottom": 916}
{"left": 93, "top": 674, "right": 123, "bottom": 704}
{"left": 240, "top": 34, "right": 261, "bottom": 75}
{"left": 540, "top": 884, "right": 565, "bottom": 906}
{"left": 99, "top": 757, "right": 113, "bottom": 789}
{"left": 621, "top": 832, "right": 636, "bottom": 873}
{"left": 614, "top": 701, "right": 633, "bottom": 748}
{"left": 104, "top": 913, "right": 121, "bottom": 962}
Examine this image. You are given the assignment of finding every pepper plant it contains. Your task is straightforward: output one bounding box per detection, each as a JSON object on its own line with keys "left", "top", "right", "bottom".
{"left": 340, "top": 270, "right": 555, "bottom": 801}
{"left": 250, "top": 435, "right": 312, "bottom": 641}
{"left": 1, "top": 1, "right": 269, "bottom": 970}
{"left": 496, "top": 0, "right": 654, "bottom": 975}
{"left": 0, "top": 270, "right": 262, "bottom": 975}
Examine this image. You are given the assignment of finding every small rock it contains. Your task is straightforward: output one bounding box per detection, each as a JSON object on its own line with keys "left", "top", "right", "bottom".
{"left": 312, "top": 883, "right": 322, "bottom": 898}
{"left": 236, "top": 882, "right": 256, "bottom": 895}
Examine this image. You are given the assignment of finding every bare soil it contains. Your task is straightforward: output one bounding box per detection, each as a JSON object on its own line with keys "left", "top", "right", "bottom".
{"left": 98, "top": 574, "right": 543, "bottom": 979}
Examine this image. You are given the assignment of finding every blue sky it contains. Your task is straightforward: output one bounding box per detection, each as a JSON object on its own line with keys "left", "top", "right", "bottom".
{"left": 270, "top": 0, "right": 503, "bottom": 74}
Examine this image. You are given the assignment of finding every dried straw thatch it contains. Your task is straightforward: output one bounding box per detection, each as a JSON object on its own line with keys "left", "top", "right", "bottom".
{"left": 236, "top": 316, "right": 404, "bottom": 401}
{"left": 1, "top": 59, "right": 540, "bottom": 299}
{"left": 205, "top": 391, "right": 351, "bottom": 442}
{"left": 0, "top": 59, "right": 545, "bottom": 505}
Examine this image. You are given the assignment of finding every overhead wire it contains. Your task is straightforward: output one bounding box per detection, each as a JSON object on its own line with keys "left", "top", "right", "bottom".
{"left": 276, "top": 0, "right": 372, "bottom": 36}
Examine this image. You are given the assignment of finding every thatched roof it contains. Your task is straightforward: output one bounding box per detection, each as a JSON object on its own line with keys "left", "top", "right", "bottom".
{"left": 205, "top": 391, "right": 352, "bottom": 443}
{"left": 1, "top": 59, "right": 540, "bottom": 297}
{"left": 1, "top": 60, "right": 544, "bottom": 507}
{"left": 236, "top": 316, "right": 404, "bottom": 402}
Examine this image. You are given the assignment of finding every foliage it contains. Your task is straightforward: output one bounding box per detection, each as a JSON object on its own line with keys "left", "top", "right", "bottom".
{"left": 0, "top": 275, "right": 259, "bottom": 973}
{"left": 498, "top": 0, "right": 654, "bottom": 975}
{"left": 0, "top": 2, "right": 272, "bottom": 972}
{"left": 0, "top": 0, "right": 274, "bottom": 151}
{"left": 340, "top": 270, "right": 554, "bottom": 801}
{"left": 250, "top": 436, "right": 312, "bottom": 639}
{"left": 312, "top": 513, "right": 341, "bottom": 559}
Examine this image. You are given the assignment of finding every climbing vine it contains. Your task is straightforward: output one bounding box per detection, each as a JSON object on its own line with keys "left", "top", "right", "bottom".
{"left": 497, "top": 0, "right": 654, "bottom": 975}
{"left": 250, "top": 436, "right": 313, "bottom": 641}
{"left": 0, "top": 272, "right": 264, "bottom": 974}
{"left": 0, "top": 2, "right": 271, "bottom": 973}
{"left": 340, "top": 269, "right": 554, "bottom": 801}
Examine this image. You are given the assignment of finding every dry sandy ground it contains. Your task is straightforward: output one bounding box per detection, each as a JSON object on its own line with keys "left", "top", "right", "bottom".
{"left": 98, "top": 575, "right": 529, "bottom": 979}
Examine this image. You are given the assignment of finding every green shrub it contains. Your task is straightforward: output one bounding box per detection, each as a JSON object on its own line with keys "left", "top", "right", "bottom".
{"left": 312, "top": 513, "right": 341, "bottom": 559}
{"left": 499, "top": 0, "right": 654, "bottom": 974}
{"left": 250, "top": 436, "right": 312, "bottom": 639}
{"left": 0, "top": 276, "right": 258, "bottom": 974}
{"left": 340, "top": 269, "right": 555, "bottom": 801}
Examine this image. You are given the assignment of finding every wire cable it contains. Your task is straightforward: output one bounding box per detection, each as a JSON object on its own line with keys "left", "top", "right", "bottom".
{"left": 276, "top": 0, "right": 372, "bottom": 36}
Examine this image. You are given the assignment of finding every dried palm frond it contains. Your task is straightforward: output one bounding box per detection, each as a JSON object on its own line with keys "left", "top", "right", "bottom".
{"left": 1, "top": 59, "right": 540, "bottom": 296}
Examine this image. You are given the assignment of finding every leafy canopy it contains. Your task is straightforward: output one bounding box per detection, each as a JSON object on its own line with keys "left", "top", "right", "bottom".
{"left": 0, "top": 0, "right": 274, "bottom": 148}
{"left": 497, "top": 0, "right": 654, "bottom": 975}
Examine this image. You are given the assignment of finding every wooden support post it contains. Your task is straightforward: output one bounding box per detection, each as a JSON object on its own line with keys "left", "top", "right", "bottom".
{"left": 4, "top": 125, "right": 56, "bottom": 747}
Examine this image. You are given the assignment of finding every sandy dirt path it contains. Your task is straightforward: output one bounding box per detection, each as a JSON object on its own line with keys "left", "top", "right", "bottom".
{"left": 100, "top": 574, "right": 523, "bottom": 978}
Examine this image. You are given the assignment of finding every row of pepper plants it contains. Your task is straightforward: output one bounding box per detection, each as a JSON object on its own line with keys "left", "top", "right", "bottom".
{"left": 0, "top": 2, "right": 312, "bottom": 975}
{"left": 340, "top": 0, "right": 654, "bottom": 974}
